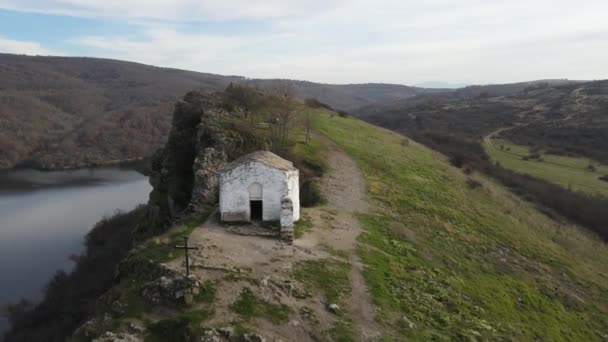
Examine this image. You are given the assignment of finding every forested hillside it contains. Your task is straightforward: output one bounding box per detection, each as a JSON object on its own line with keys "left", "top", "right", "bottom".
{"left": 0, "top": 54, "right": 425, "bottom": 170}
{"left": 0, "top": 53, "right": 241, "bottom": 169}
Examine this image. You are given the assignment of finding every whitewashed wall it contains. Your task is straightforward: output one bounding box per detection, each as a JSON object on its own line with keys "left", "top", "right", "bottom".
{"left": 219, "top": 161, "right": 299, "bottom": 222}
{"left": 286, "top": 169, "right": 300, "bottom": 221}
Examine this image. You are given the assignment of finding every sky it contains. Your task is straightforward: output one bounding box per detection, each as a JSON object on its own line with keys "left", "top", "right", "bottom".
{"left": 0, "top": 0, "right": 607, "bottom": 86}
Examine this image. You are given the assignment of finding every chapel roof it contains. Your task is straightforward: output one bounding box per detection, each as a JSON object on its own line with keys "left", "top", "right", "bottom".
{"left": 221, "top": 150, "right": 296, "bottom": 172}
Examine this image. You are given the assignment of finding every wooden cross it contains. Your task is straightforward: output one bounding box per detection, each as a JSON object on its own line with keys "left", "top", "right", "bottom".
{"left": 174, "top": 236, "right": 198, "bottom": 276}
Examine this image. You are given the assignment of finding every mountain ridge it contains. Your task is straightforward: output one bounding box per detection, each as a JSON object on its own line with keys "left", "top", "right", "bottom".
{"left": 0, "top": 53, "right": 602, "bottom": 170}
{"left": 0, "top": 53, "right": 427, "bottom": 170}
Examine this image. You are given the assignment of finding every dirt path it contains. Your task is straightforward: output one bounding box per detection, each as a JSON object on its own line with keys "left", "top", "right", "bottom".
{"left": 320, "top": 142, "right": 368, "bottom": 213}
{"left": 314, "top": 139, "right": 380, "bottom": 341}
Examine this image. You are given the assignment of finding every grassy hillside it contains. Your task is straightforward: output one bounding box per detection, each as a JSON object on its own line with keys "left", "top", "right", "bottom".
{"left": 485, "top": 138, "right": 608, "bottom": 196}
{"left": 313, "top": 113, "right": 608, "bottom": 340}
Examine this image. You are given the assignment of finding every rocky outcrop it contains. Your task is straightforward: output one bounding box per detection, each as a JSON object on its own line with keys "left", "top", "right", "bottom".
{"left": 141, "top": 274, "right": 202, "bottom": 306}
{"left": 137, "top": 91, "right": 266, "bottom": 237}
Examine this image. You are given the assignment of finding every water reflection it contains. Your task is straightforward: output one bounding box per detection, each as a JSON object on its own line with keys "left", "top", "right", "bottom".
{"left": 0, "top": 168, "right": 151, "bottom": 333}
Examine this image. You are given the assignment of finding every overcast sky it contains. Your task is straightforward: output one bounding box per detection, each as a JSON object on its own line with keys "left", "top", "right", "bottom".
{"left": 0, "top": 0, "right": 607, "bottom": 85}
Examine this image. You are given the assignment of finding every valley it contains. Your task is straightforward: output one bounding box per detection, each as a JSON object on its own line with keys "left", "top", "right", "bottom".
{"left": 1, "top": 56, "right": 607, "bottom": 342}
{"left": 356, "top": 81, "right": 608, "bottom": 194}
{"left": 484, "top": 138, "right": 608, "bottom": 196}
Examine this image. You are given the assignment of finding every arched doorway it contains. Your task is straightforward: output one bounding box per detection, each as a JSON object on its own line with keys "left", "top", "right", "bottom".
{"left": 248, "top": 183, "right": 263, "bottom": 221}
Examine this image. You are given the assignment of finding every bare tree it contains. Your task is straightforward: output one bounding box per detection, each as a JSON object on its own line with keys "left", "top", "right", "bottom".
{"left": 304, "top": 109, "right": 312, "bottom": 144}
{"left": 268, "top": 80, "right": 296, "bottom": 152}
{"left": 225, "top": 83, "right": 262, "bottom": 119}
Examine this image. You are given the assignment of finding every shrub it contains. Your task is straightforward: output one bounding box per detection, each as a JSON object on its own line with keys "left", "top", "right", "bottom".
{"left": 450, "top": 154, "right": 465, "bottom": 168}
{"left": 599, "top": 175, "right": 608, "bottom": 182}
{"left": 527, "top": 152, "right": 542, "bottom": 161}
{"left": 337, "top": 110, "right": 349, "bottom": 118}
{"left": 147, "top": 317, "right": 193, "bottom": 342}
{"left": 304, "top": 98, "right": 334, "bottom": 111}
{"left": 145, "top": 310, "right": 213, "bottom": 342}
{"left": 300, "top": 179, "right": 325, "bottom": 207}
{"left": 466, "top": 178, "right": 483, "bottom": 189}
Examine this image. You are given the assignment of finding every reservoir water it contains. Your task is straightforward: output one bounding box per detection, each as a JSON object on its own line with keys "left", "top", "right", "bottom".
{"left": 0, "top": 167, "right": 151, "bottom": 334}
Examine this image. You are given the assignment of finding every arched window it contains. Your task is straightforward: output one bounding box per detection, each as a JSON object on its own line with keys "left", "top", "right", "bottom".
{"left": 248, "top": 182, "right": 263, "bottom": 200}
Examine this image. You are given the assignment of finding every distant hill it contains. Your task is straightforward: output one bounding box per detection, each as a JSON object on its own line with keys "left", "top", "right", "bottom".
{"left": 0, "top": 53, "right": 430, "bottom": 169}
{"left": 414, "top": 81, "right": 470, "bottom": 89}
{"left": 0, "top": 52, "right": 599, "bottom": 170}
{"left": 354, "top": 80, "right": 608, "bottom": 164}
{"left": 0, "top": 53, "right": 242, "bottom": 169}
{"left": 449, "top": 79, "right": 587, "bottom": 98}
{"left": 246, "top": 79, "right": 437, "bottom": 111}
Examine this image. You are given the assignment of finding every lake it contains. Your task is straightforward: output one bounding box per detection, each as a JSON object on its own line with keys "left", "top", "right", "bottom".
{"left": 0, "top": 167, "right": 151, "bottom": 334}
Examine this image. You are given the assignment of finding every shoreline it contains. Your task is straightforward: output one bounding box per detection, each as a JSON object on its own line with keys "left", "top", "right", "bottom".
{"left": 3, "top": 156, "right": 152, "bottom": 175}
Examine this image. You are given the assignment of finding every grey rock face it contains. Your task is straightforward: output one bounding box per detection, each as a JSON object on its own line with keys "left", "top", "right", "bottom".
{"left": 137, "top": 91, "right": 265, "bottom": 238}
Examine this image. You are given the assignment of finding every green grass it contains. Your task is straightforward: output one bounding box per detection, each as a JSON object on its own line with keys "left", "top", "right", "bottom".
{"left": 330, "top": 320, "right": 355, "bottom": 342}
{"left": 293, "top": 259, "right": 351, "bottom": 306}
{"left": 134, "top": 212, "right": 209, "bottom": 263}
{"left": 294, "top": 211, "right": 313, "bottom": 239}
{"left": 289, "top": 121, "right": 330, "bottom": 175}
{"left": 194, "top": 281, "right": 216, "bottom": 304}
{"left": 485, "top": 138, "right": 608, "bottom": 196}
{"left": 293, "top": 258, "right": 354, "bottom": 340}
{"left": 230, "top": 287, "right": 291, "bottom": 324}
{"left": 320, "top": 243, "right": 351, "bottom": 260}
{"left": 313, "top": 113, "right": 608, "bottom": 341}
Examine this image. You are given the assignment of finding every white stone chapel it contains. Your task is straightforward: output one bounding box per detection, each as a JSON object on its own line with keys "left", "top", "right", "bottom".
{"left": 219, "top": 151, "right": 300, "bottom": 232}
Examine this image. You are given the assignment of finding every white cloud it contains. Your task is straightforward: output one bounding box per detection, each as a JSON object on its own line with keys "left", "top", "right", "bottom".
{"left": 0, "top": 0, "right": 346, "bottom": 21}
{"left": 73, "top": 26, "right": 288, "bottom": 73}
{"left": 0, "top": 36, "right": 52, "bottom": 55}
{"left": 1, "top": 0, "right": 607, "bottom": 84}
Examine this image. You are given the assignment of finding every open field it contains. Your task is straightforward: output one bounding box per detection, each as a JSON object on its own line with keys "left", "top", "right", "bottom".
{"left": 484, "top": 138, "right": 608, "bottom": 196}
{"left": 313, "top": 112, "right": 608, "bottom": 341}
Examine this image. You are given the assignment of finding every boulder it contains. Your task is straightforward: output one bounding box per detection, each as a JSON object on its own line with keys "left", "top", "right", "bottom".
{"left": 328, "top": 303, "right": 340, "bottom": 313}
{"left": 92, "top": 331, "right": 140, "bottom": 342}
